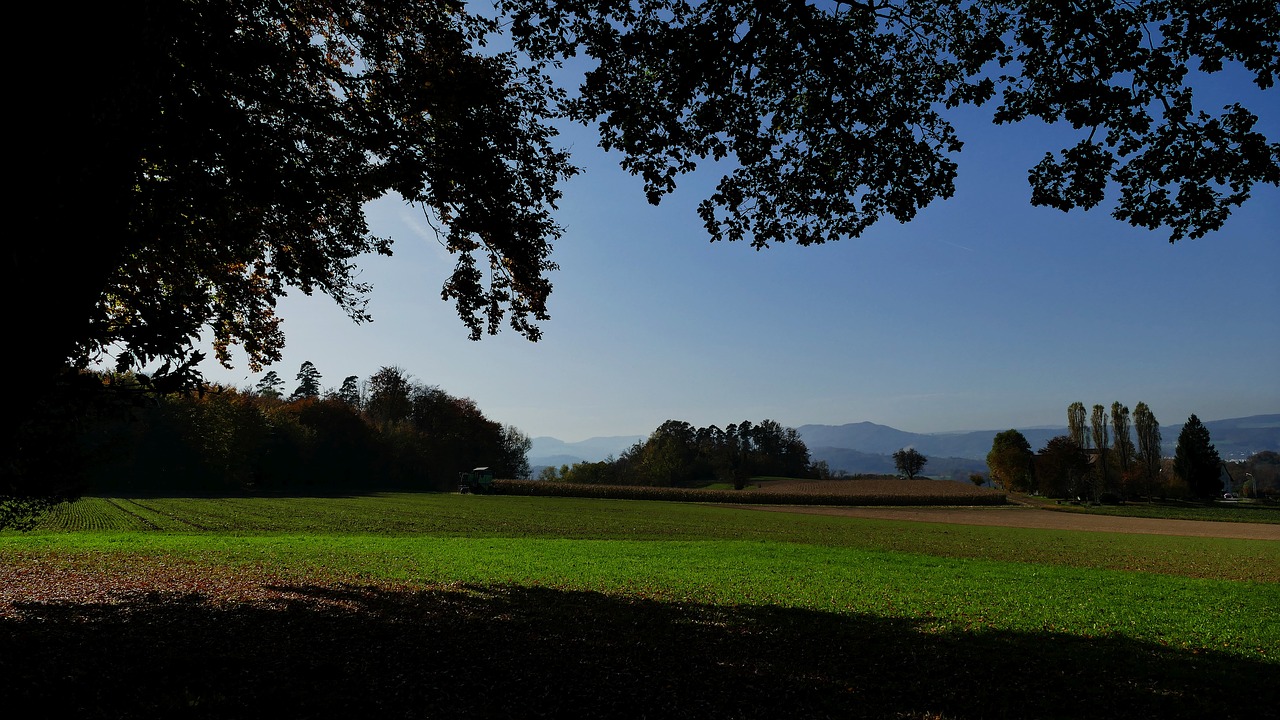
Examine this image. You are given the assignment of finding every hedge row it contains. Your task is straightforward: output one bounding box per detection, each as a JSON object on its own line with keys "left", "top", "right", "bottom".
{"left": 492, "top": 480, "right": 1007, "bottom": 506}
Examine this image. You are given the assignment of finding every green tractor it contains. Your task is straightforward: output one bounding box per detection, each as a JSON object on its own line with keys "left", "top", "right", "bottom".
{"left": 458, "top": 467, "right": 495, "bottom": 494}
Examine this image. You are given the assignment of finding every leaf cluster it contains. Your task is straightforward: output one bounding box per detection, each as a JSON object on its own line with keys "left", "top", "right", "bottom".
{"left": 56, "top": 1, "right": 577, "bottom": 379}
{"left": 503, "top": 0, "right": 1279, "bottom": 247}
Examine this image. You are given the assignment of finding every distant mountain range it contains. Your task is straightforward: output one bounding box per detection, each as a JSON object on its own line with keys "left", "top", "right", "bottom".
{"left": 528, "top": 414, "right": 1279, "bottom": 477}
{"left": 798, "top": 414, "right": 1279, "bottom": 465}
{"left": 529, "top": 435, "right": 645, "bottom": 469}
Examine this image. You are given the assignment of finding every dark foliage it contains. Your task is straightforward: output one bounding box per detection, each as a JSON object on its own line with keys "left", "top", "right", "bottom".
{"left": 986, "top": 429, "right": 1034, "bottom": 492}
{"left": 559, "top": 419, "right": 812, "bottom": 487}
{"left": 60, "top": 371, "right": 530, "bottom": 499}
{"left": 1035, "top": 436, "right": 1090, "bottom": 498}
{"left": 1174, "top": 414, "right": 1225, "bottom": 498}
{"left": 497, "top": 479, "right": 1005, "bottom": 506}
{"left": 892, "top": 448, "right": 927, "bottom": 479}
{"left": 505, "top": 0, "right": 1279, "bottom": 246}
{"left": 290, "top": 362, "right": 323, "bottom": 401}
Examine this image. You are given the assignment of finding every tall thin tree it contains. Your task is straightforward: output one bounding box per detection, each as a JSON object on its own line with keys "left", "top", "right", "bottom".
{"left": 1133, "top": 402, "right": 1162, "bottom": 498}
{"left": 1090, "top": 404, "right": 1110, "bottom": 499}
{"left": 1111, "top": 402, "right": 1135, "bottom": 490}
{"left": 1068, "top": 402, "right": 1089, "bottom": 450}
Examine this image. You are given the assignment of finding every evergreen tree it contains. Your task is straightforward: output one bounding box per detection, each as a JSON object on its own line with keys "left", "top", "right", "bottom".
{"left": 1174, "top": 414, "right": 1223, "bottom": 499}
{"left": 253, "top": 371, "right": 284, "bottom": 400}
{"left": 291, "top": 361, "right": 322, "bottom": 401}
{"left": 336, "top": 376, "right": 361, "bottom": 408}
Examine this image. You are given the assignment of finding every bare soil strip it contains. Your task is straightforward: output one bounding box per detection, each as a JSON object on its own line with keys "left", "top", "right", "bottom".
{"left": 731, "top": 504, "right": 1280, "bottom": 540}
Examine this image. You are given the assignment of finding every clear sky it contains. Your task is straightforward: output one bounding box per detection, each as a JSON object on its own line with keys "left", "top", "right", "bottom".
{"left": 197, "top": 66, "right": 1279, "bottom": 442}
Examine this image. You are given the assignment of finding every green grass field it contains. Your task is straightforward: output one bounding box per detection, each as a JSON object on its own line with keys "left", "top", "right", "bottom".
{"left": 3, "top": 493, "right": 1277, "bottom": 718}
{"left": 1042, "top": 498, "right": 1280, "bottom": 524}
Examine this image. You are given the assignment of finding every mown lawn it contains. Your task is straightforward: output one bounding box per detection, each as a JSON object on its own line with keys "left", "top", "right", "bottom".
{"left": 2, "top": 493, "right": 1277, "bottom": 718}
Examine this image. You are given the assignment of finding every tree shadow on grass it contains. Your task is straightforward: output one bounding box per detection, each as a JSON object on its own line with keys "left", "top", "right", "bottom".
{"left": 1, "top": 584, "right": 1272, "bottom": 719}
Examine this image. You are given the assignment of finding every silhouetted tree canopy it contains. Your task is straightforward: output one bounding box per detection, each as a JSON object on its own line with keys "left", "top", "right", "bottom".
{"left": 290, "top": 362, "right": 323, "bottom": 402}
{"left": 892, "top": 448, "right": 927, "bottom": 479}
{"left": 1173, "top": 414, "right": 1223, "bottom": 498}
{"left": 1035, "top": 435, "right": 1088, "bottom": 498}
{"left": 22, "top": 1, "right": 1280, "bottom": 386}
{"left": 558, "top": 418, "right": 812, "bottom": 487}
{"left": 505, "top": 0, "right": 1279, "bottom": 247}
{"left": 9, "top": 1, "right": 1278, "bottom": 503}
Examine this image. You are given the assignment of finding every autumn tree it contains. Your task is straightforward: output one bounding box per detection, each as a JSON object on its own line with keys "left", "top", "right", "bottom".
{"left": 1242, "top": 451, "right": 1280, "bottom": 497}
{"left": 1173, "top": 414, "right": 1224, "bottom": 499}
{"left": 1133, "top": 402, "right": 1162, "bottom": 497}
{"left": 893, "top": 448, "right": 928, "bottom": 479}
{"left": 987, "top": 430, "right": 1034, "bottom": 492}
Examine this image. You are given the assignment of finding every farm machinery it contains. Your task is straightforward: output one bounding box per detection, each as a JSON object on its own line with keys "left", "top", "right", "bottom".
{"left": 457, "top": 467, "right": 495, "bottom": 494}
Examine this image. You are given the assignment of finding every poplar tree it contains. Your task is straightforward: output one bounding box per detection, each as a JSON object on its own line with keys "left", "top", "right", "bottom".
{"left": 1133, "top": 402, "right": 1163, "bottom": 497}
{"left": 1090, "top": 404, "right": 1110, "bottom": 499}
{"left": 1068, "top": 402, "right": 1089, "bottom": 450}
{"left": 1111, "top": 402, "right": 1135, "bottom": 486}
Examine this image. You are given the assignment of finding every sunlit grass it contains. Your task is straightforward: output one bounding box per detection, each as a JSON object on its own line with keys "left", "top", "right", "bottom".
{"left": 4, "top": 493, "right": 1277, "bottom": 667}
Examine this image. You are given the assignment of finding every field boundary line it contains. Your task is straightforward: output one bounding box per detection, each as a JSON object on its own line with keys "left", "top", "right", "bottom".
{"left": 730, "top": 504, "right": 1280, "bottom": 540}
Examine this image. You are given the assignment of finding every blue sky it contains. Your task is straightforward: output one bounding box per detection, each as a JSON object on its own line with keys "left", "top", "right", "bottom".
{"left": 197, "top": 66, "right": 1279, "bottom": 442}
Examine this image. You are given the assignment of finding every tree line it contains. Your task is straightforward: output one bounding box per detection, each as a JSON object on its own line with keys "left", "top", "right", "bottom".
{"left": 539, "top": 419, "right": 814, "bottom": 488}
{"left": 985, "top": 402, "right": 1273, "bottom": 500}
{"left": 31, "top": 364, "right": 531, "bottom": 497}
